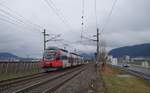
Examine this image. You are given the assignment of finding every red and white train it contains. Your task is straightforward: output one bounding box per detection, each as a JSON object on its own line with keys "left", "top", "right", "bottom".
{"left": 41, "top": 47, "right": 84, "bottom": 71}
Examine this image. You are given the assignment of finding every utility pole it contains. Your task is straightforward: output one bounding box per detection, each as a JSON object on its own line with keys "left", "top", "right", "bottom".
{"left": 96, "top": 28, "right": 100, "bottom": 63}
{"left": 42, "top": 29, "right": 62, "bottom": 61}
{"left": 42, "top": 29, "right": 49, "bottom": 51}
{"left": 42, "top": 29, "right": 49, "bottom": 61}
{"left": 42, "top": 29, "right": 62, "bottom": 51}
{"left": 43, "top": 29, "right": 46, "bottom": 51}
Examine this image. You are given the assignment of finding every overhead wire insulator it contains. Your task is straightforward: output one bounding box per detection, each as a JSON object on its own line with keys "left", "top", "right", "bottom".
{"left": 81, "top": 0, "right": 85, "bottom": 41}
{"left": 82, "top": 16, "right": 84, "bottom": 19}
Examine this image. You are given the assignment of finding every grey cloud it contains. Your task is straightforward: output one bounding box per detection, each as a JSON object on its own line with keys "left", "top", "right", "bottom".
{"left": 0, "top": 0, "right": 150, "bottom": 57}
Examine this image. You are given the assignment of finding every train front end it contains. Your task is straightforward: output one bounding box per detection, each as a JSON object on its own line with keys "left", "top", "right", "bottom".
{"left": 41, "top": 47, "right": 63, "bottom": 72}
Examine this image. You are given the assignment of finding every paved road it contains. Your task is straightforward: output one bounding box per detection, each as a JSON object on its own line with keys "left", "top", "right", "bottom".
{"left": 128, "top": 66, "right": 150, "bottom": 76}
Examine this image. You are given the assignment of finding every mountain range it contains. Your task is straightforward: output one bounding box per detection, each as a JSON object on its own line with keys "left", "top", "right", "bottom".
{"left": 109, "top": 43, "right": 150, "bottom": 58}
{"left": 0, "top": 52, "right": 36, "bottom": 61}
{"left": 80, "top": 53, "right": 95, "bottom": 60}
{"left": 0, "top": 52, "right": 95, "bottom": 61}
{"left": 1, "top": 43, "right": 149, "bottom": 60}
{"left": 0, "top": 52, "right": 20, "bottom": 60}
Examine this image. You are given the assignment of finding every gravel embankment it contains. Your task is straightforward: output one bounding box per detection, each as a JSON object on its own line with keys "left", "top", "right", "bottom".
{"left": 56, "top": 63, "right": 105, "bottom": 93}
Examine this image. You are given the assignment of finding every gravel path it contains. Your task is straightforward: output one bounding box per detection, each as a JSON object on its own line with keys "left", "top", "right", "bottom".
{"left": 55, "top": 63, "right": 105, "bottom": 93}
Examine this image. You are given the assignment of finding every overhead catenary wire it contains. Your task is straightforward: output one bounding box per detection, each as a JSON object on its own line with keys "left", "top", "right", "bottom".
{"left": 43, "top": 0, "right": 73, "bottom": 31}
{"left": 0, "top": 2, "right": 43, "bottom": 29}
{"left": 93, "top": 0, "right": 118, "bottom": 62}
{"left": 1, "top": 4, "right": 43, "bottom": 29}
{"left": 0, "top": 1, "right": 59, "bottom": 35}
{"left": 48, "top": 0, "right": 72, "bottom": 29}
{"left": 80, "top": 0, "right": 92, "bottom": 50}
{"left": 78, "top": 0, "right": 98, "bottom": 44}
{"left": 0, "top": 12, "right": 40, "bottom": 32}
{"left": 0, "top": 14, "right": 39, "bottom": 32}
{"left": 101, "top": 0, "right": 118, "bottom": 33}
{"left": 0, "top": 17, "right": 40, "bottom": 33}
{"left": 81, "top": 0, "right": 97, "bottom": 43}
{"left": 0, "top": 9, "right": 30, "bottom": 26}
{"left": 0, "top": 3, "right": 43, "bottom": 32}
{"left": 94, "top": 0, "right": 98, "bottom": 28}
{"left": 0, "top": 17, "right": 19, "bottom": 26}
{"left": 43, "top": 0, "right": 88, "bottom": 49}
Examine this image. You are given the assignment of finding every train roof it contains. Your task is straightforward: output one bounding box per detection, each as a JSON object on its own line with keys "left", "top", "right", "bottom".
{"left": 70, "top": 52, "right": 81, "bottom": 57}
{"left": 60, "top": 49, "right": 68, "bottom": 53}
{"left": 47, "top": 46, "right": 68, "bottom": 53}
{"left": 47, "top": 47, "right": 58, "bottom": 50}
{"left": 47, "top": 47, "right": 83, "bottom": 56}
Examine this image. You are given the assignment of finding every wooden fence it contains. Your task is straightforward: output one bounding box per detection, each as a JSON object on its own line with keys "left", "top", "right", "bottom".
{"left": 0, "top": 62, "right": 41, "bottom": 74}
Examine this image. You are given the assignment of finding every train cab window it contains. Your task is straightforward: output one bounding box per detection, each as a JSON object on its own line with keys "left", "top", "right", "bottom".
{"left": 44, "top": 53, "right": 55, "bottom": 60}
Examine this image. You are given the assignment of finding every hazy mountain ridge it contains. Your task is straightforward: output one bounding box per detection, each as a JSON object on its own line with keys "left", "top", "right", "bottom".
{"left": 0, "top": 52, "right": 36, "bottom": 61}
{"left": 0, "top": 52, "right": 95, "bottom": 61}
{"left": 0, "top": 52, "right": 20, "bottom": 60}
{"left": 78, "top": 53, "right": 95, "bottom": 60}
{"left": 109, "top": 43, "right": 150, "bottom": 58}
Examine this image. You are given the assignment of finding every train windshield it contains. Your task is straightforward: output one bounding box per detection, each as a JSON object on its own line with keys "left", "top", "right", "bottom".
{"left": 44, "top": 52, "right": 56, "bottom": 60}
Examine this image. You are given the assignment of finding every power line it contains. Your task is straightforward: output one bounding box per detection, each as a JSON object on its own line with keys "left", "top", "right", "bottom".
{"left": 101, "top": 0, "right": 118, "bottom": 33}
{"left": 0, "top": 1, "right": 63, "bottom": 34}
{"left": 94, "top": 0, "right": 98, "bottom": 28}
{"left": 0, "top": 12, "right": 37, "bottom": 31}
{"left": 43, "top": 0, "right": 88, "bottom": 46}
{"left": 93, "top": 0, "right": 118, "bottom": 62}
{"left": 42, "top": 29, "right": 62, "bottom": 50}
{"left": 0, "top": 17, "right": 19, "bottom": 26}
{"left": 0, "top": 9, "right": 29, "bottom": 26}
{"left": 0, "top": 13, "right": 39, "bottom": 31}
{"left": 43, "top": 0, "right": 73, "bottom": 31}
{"left": 0, "top": 2, "right": 42, "bottom": 29}
{"left": 0, "top": 3, "right": 43, "bottom": 31}
{"left": 0, "top": 11, "right": 40, "bottom": 31}
{"left": 48, "top": 0, "right": 72, "bottom": 28}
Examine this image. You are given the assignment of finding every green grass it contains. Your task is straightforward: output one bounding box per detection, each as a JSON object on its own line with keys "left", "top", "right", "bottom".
{"left": 101, "top": 66, "right": 150, "bottom": 93}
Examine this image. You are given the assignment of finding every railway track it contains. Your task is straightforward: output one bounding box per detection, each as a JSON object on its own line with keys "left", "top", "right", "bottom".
{"left": 0, "top": 72, "right": 46, "bottom": 92}
{"left": 12, "top": 66, "right": 86, "bottom": 93}
{"left": 42, "top": 67, "right": 86, "bottom": 93}
{"left": 0, "top": 72, "right": 60, "bottom": 93}
{"left": 0, "top": 65, "right": 86, "bottom": 93}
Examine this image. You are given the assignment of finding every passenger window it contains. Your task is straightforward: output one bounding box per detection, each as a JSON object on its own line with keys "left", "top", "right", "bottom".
{"left": 61, "top": 56, "right": 67, "bottom": 60}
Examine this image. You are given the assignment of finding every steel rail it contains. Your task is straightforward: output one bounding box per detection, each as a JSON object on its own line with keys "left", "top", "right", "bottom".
{"left": 43, "top": 68, "right": 86, "bottom": 93}
{"left": 13, "top": 66, "right": 86, "bottom": 93}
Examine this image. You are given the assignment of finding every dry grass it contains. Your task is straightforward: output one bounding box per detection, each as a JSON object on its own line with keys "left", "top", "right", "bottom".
{"left": 101, "top": 66, "right": 150, "bottom": 93}
{"left": 0, "top": 70, "right": 39, "bottom": 81}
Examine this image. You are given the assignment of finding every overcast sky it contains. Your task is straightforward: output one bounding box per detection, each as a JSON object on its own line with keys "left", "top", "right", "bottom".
{"left": 0, "top": 0, "right": 150, "bottom": 57}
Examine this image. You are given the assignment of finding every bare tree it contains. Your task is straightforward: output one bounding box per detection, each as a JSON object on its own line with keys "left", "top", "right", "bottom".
{"left": 99, "top": 39, "right": 107, "bottom": 71}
